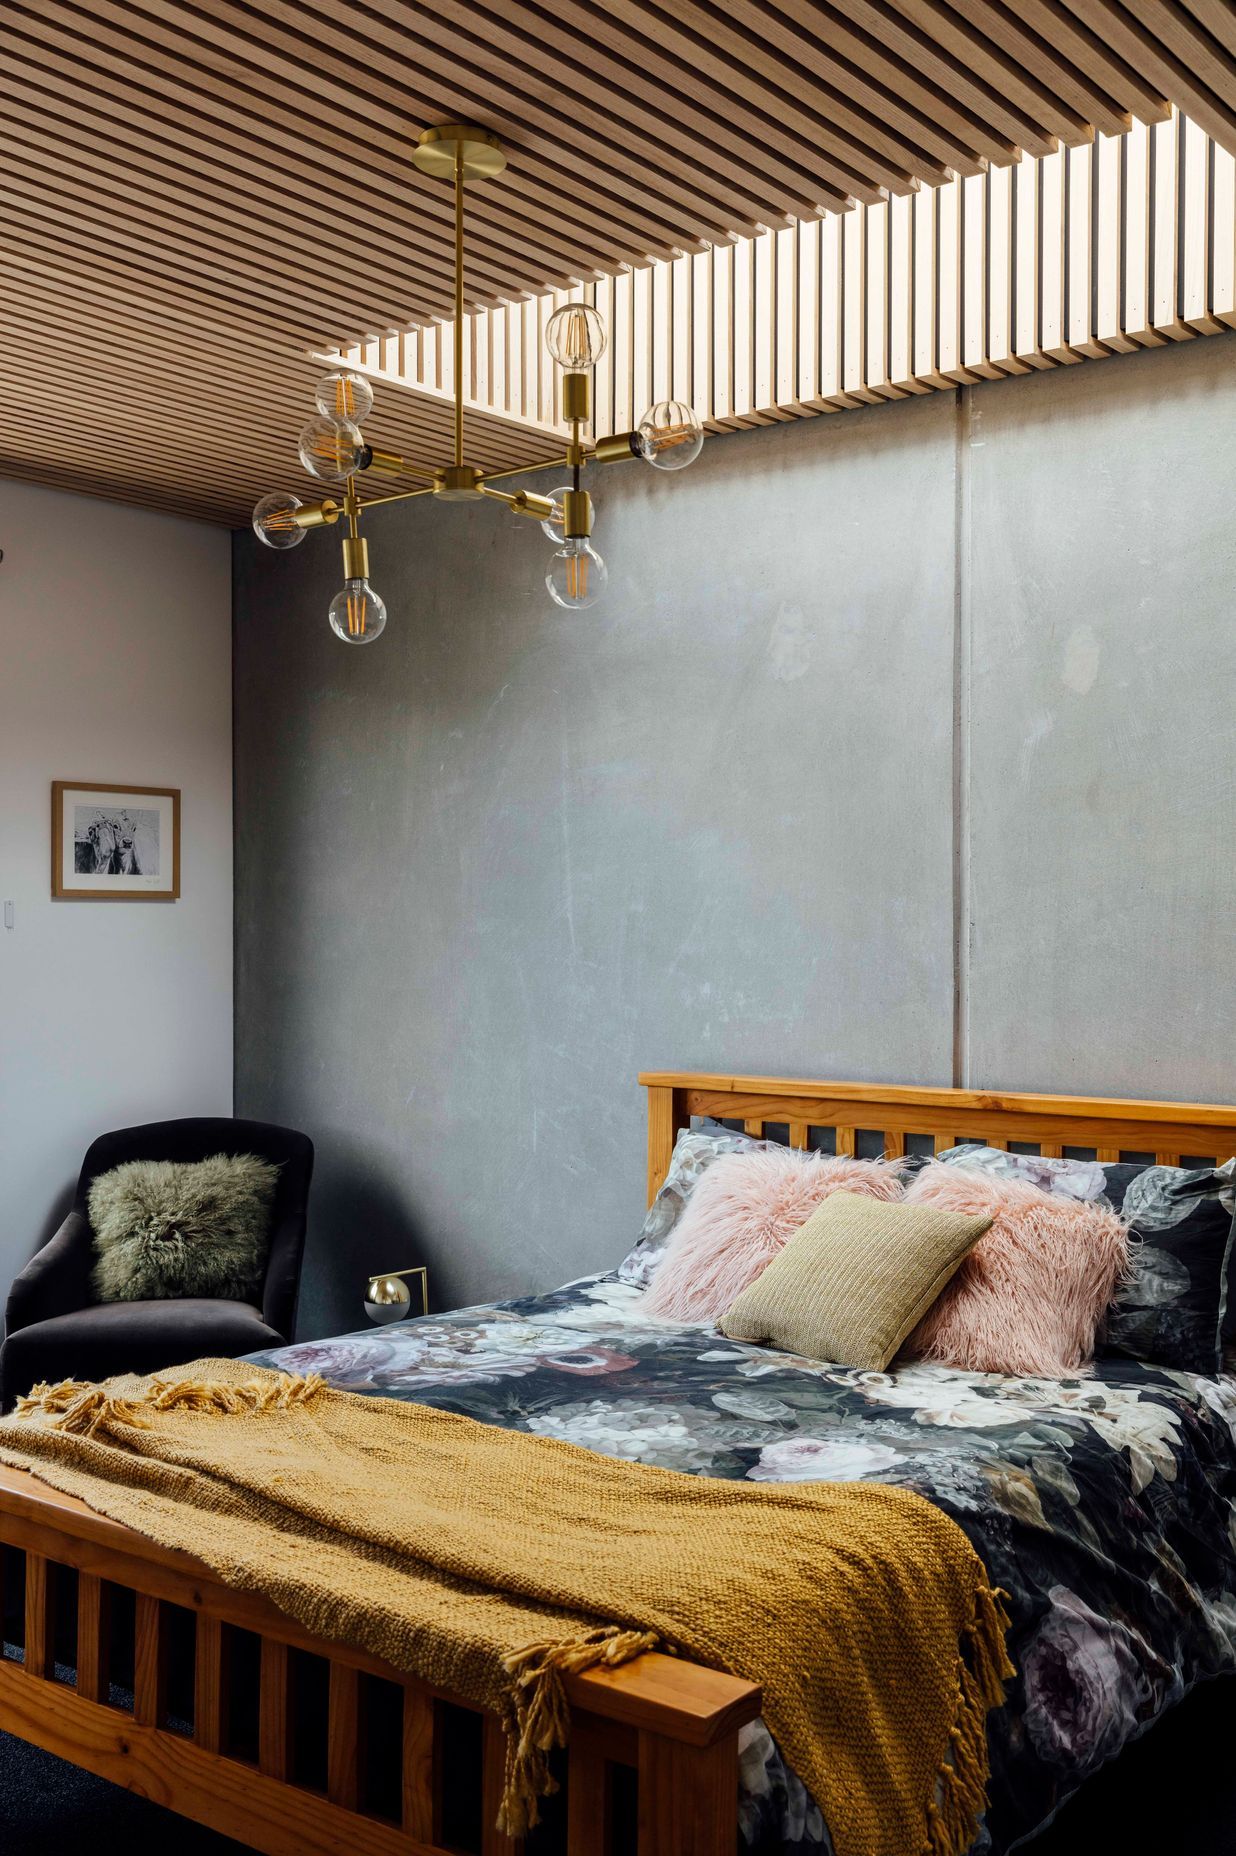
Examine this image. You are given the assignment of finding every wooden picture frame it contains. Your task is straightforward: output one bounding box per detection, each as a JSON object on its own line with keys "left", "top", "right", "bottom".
{"left": 51, "top": 781, "right": 180, "bottom": 901}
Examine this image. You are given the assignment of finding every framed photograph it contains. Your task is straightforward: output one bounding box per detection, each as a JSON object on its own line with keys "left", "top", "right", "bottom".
{"left": 52, "top": 782, "right": 180, "bottom": 901}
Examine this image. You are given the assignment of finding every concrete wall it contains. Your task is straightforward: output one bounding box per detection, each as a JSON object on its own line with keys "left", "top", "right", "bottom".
{"left": 963, "top": 348, "right": 1236, "bottom": 1100}
{"left": 0, "top": 481, "right": 233, "bottom": 1300}
{"left": 233, "top": 331, "right": 1236, "bottom": 1339}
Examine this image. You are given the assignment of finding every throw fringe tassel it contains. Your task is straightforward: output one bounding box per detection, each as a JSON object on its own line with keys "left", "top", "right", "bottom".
{"left": 495, "top": 1586, "right": 1011, "bottom": 1848}
{"left": 496, "top": 1625, "right": 660, "bottom": 1836}
{"left": 15, "top": 1373, "right": 326, "bottom": 1440}
{"left": 923, "top": 1583, "right": 1016, "bottom": 1856}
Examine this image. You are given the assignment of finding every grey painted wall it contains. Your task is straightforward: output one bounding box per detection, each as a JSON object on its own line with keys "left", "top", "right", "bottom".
{"left": 234, "top": 332, "right": 1236, "bottom": 1339}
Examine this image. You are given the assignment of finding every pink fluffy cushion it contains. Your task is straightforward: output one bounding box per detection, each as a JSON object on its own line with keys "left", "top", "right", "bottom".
{"left": 902, "top": 1165, "right": 1129, "bottom": 1377}
{"left": 642, "top": 1146, "right": 906, "bottom": 1324}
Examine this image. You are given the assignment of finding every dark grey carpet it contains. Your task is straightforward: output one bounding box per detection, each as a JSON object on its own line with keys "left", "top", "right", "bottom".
{"left": 2, "top": 1680, "right": 1234, "bottom": 1853}
{"left": 0, "top": 1727, "right": 251, "bottom": 1853}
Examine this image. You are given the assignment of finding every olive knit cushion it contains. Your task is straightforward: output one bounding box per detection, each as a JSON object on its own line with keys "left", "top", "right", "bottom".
{"left": 720, "top": 1190, "right": 992, "bottom": 1370}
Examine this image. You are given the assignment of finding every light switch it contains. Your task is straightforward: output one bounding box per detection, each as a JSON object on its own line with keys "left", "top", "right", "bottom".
{"left": 3, "top": 901, "right": 13, "bottom": 929}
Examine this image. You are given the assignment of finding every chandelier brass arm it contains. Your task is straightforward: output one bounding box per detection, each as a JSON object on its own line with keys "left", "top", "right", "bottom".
{"left": 287, "top": 458, "right": 575, "bottom": 526}
{"left": 478, "top": 485, "right": 559, "bottom": 522}
{"left": 251, "top": 123, "right": 704, "bottom": 641}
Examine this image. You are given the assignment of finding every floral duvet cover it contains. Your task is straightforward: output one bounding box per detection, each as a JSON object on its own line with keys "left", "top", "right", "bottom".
{"left": 250, "top": 1273, "right": 1236, "bottom": 1854}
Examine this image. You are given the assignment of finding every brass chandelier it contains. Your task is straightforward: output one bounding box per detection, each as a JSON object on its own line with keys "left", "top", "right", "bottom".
{"left": 252, "top": 124, "right": 705, "bottom": 642}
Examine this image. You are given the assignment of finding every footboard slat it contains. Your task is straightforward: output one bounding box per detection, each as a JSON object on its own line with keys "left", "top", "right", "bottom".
{"left": 23, "top": 1552, "right": 52, "bottom": 1679}
{"left": 482, "top": 1710, "right": 524, "bottom": 1856}
{"left": 402, "top": 1686, "right": 436, "bottom": 1841}
{"left": 134, "top": 1592, "right": 166, "bottom": 1725}
{"left": 259, "top": 1636, "right": 291, "bottom": 1780}
{"left": 76, "top": 1572, "right": 108, "bottom": 1703}
{"left": 327, "top": 1660, "right": 361, "bottom": 1809}
{"left": 194, "top": 1612, "right": 226, "bottom": 1753}
{"left": 566, "top": 1718, "right": 613, "bottom": 1856}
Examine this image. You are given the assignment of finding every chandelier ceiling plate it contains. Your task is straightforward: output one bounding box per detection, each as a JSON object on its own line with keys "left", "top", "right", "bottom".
{"left": 410, "top": 124, "right": 507, "bottom": 183}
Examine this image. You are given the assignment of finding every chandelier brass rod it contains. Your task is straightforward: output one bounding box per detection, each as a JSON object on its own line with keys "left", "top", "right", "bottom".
{"left": 477, "top": 456, "right": 573, "bottom": 485}
{"left": 355, "top": 484, "right": 437, "bottom": 510}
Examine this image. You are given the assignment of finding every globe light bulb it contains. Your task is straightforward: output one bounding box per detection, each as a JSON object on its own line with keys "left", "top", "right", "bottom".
{"left": 252, "top": 490, "right": 307, "bottom": 549}
{"left": 314, "top": 370, "right": 374, "bottom": 425}
{"left": 298, "top": 414, "right": 366, "bottom": 484}
{"left": 636, "top": 399, "right": 704, "bottom": 470}
{"left": 545, "top": 302, "right": 606, "bottom": 373}
{"left": 546, "top": 538, "right": 607, "bottom": 609}
{"left": 328, "top": 578, "right": 387, "bottom": 643}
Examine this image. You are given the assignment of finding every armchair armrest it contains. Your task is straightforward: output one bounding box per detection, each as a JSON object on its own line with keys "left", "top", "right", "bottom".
{"left": 5, "top": 1210, "right": 95, "bottom": 1337}
{"left": 261, "top": 1210, "right": 306, "bottom": 1340}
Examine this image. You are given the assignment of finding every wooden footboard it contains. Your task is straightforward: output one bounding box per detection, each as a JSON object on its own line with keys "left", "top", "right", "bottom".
{"left": 0, "top": 1467, "right": 759, "bottom": 1856}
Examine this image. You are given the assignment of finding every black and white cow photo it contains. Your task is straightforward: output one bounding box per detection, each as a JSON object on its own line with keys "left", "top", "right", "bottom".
{"left": 72, "top": 805, "right": 160, "bottom": 878}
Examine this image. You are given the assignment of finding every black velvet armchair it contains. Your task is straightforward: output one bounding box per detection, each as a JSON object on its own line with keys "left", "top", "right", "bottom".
{"left": 1, "top": 1118, "right": 314, "bottom": 1412}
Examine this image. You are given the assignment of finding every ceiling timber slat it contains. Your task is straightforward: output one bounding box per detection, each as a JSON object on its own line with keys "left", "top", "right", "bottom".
{"left": 0, "top": 46, "right": 625, "bottom": 291}
{"left": 3, "top": 1, "right": 1233, "bottom": 525}
{"left": 1003, "top": 0, "right": 1171, "bottom": 120}
{"left": 334, "top": 109, "right": 1236, "bottom": 458}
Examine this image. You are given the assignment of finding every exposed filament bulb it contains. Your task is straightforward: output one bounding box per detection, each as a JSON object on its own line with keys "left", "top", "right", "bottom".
{"left": 546, "top": 538, "right": 607, "bottom": 610}
{"left": 314, "top": 370, "right": 374, "bottom": 424}
{"left": 298, "top": 414, "right": 366, "bottom": 483}
{"left": 252, "top": 490, "right": 307, "bottom": 549}
{"left": 328, "top": 577, "right": 387, "bottom": 643}
{"left": 636, "top": 400, "right": 704, "bottom": 470}
{"left": 545, "top": 302, "right": 606, "bottom": 373}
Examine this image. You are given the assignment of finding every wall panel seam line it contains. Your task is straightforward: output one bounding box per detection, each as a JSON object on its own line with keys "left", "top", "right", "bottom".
{"left": 951, "top": 384, "right": 973, "bottom": 1091}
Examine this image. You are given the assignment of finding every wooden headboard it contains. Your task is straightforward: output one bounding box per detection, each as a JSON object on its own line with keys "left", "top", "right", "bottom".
{"left": 639, "top": 1072, "right": 1236, "bottom": 1208}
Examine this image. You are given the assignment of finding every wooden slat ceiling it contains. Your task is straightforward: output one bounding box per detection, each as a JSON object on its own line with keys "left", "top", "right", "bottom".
{"left": 3, "top": 2, "right": 1235, "bottom": 527}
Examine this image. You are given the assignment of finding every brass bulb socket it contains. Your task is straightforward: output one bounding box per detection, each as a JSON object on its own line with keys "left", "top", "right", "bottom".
{"left": 560, "top": 372, "right": 592, "bottom": 425}
{"left": 561, "top": 489, "right": 593, "bottom": 540}
{"left": 510, "top": 491, "right": 557, "bottom": 521}
{"left": 592, "top": 429, "right": 641, "bottom": 465}
{"left": 365, "top": 446, "right": 408, "bottom": 476}
{"left": 291, "top": 498, "right": 341, "bottom": 529}
{"left": 342, "top": 535, "right": 370, "bottom": 581}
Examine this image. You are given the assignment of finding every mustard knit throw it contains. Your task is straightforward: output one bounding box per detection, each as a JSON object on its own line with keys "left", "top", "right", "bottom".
{"left": 0, "top": 1362, "right": 1013, "bottom": 1856}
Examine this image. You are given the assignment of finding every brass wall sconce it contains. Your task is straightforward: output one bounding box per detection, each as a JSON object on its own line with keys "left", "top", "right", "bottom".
{"left": 252, "top": 124, "right": 704, "bottom": 638}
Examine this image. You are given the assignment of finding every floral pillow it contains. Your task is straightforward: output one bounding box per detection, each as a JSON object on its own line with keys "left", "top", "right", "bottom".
{"left": 616, "top": 1120, "right": 770, "bottom": 1288}
{"left": 934, "top": 1145, "right": 1236, "bottom": 1374}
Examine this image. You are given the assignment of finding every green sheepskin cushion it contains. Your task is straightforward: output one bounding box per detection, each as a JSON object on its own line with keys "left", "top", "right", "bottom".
{"left": 88, "top": 1153, "right": 280, "bottom": 1304}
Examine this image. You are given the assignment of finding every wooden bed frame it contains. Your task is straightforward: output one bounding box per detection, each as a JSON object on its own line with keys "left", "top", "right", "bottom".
{"left": 3, "top": 1071, "right": 1236, "bottom": 1856}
